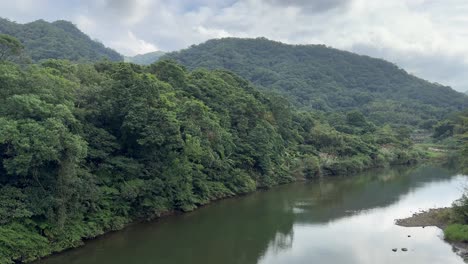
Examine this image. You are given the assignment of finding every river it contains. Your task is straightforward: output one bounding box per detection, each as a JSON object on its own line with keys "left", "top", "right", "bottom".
{"left": 36, "top": 164, "right": 467, "bottom": 264}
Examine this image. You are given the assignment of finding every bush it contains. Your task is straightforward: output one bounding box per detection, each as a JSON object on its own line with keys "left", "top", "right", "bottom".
{"left": 0, "top": 223, "right": 51, "bottom": 263}
{"left": 452, "top": 195, "right": 468, "bottom": 224}
{"left": 444, "top": 224, "right": 468, "bottom": 242}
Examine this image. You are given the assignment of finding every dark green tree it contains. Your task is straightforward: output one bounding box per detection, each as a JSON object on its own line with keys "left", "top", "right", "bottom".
{"left": 0, "top": 34, "right": 23, "bottom": 62}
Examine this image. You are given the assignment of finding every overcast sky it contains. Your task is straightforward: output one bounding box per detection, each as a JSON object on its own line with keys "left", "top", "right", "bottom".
{"left": 1, "top": 0, "right": 467, "bottom": 92}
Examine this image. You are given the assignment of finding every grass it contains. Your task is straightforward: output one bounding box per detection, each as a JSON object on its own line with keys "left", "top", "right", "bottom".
{"left": 444, "top": 224, "right": 468, "bottom": 242}
{"left": 414, "top": 143, "right": 450, "bottom": 159}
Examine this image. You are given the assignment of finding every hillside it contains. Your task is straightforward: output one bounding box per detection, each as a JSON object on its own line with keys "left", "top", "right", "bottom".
{"left": 0, "top": 54, "right": 425, "bottom": 263}
{"left": 0, "top": 18, "right": 122, "bottom": 62}
{"left": 165, "top": 38, "right": 468, "bottom": 127}
{"left": 125, "top": 51, "right": 166, "bottom": 65}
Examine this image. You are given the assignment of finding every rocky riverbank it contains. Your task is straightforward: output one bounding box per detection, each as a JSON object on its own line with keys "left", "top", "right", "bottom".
{"left": 396, "top": 208, "right": 468, "bottom": 262}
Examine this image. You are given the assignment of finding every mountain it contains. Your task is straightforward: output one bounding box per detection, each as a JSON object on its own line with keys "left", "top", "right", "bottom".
{"left": 125, "top": 51, "right": 166, "bottom": 65}
{"left": 0, "top": 18, "right": 122, "bottom": 62}
{"left": 0, "top": 58, "right": 424, "bottom": 263}
{"left": 164, "top": 37, "right": 468, "bottom": 127}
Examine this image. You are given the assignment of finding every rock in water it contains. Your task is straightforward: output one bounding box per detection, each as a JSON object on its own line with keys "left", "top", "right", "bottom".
{"left": 402, "top": 248, "right": 408, "bottom": 252}
{"left": 392, "top": 248, "right": 398, "bottom": 252}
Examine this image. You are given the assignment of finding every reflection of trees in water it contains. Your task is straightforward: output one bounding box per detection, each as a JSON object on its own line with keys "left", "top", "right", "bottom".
{"left": 267, "top": 230, "right": 294, "bottom": 254}
{"left": 291, "top": 164, "right": 459, "bottom": 224}
{"left": 243, "top": 164, "right": 459, "bottom": 263}
{"left": 36, "top": 164, "right": 461, "bottom": 264}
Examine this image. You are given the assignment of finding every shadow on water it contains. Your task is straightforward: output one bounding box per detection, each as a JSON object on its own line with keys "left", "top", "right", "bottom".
{"left": 36, "top": 164, "right": 464, "bottom": 264}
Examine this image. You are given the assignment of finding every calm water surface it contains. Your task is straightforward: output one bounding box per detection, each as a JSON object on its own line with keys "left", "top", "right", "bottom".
{"left": 37, "top": 164, "right": 467, "bottom": 264}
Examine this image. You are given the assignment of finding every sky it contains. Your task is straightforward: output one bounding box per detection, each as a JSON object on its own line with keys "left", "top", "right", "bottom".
{"left": 0, "top": 0, "right": 467, "bottom": 92}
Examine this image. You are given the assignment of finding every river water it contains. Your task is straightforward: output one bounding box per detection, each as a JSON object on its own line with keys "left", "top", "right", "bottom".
{"left": 36, "top": 164, "right": 467, "bottom": 264}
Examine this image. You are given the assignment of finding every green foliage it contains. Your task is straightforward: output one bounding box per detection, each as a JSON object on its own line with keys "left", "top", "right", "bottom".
{"left": 0, "top": 34, "right": 23, "bottom": 62}
{"left": 165, "top": 37, "right": 468, "bottom": 127}
{"left": 0, "top": 18, "right": 122, "bottom": 62}
{"left": 125, "top": 51, "right": 166, "bottom": 65}
{"left": 433, "top": 120, "right": 455, "bottom": 139}
{"left": 452, "top": 193, "right": 468, "bottom": 224}
{"left": 444, "top": 224, "right": 468, "bottom": 242}
{"left": 0, "top": 223, "right": 51, "bottom": 263}
{"left": 437, "top": 111, "right": 468, "bottom": 231}
{"left": 0, "top": 59, "right": 423, "bottom": 263}
{"left": 0, "top": 29, "right": 462, "bottom": 264}
{"left": 436, "top": 110, "right": 468, "bottom": 171}
{"left": 290, "top": 154, "right": 320, "bottom": 179}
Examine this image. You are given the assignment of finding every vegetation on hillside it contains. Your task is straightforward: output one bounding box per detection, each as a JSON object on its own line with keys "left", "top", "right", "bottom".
{"left": 0, "top": 18, "right": 122, "bottom": 62}
{"left": 432, "top": 110, "right": 468, "bottom": 165}
{"left": 165, "top": 38, "right": 468, "bottom": 127}
{"left": 125, "top": 51, "right": 166, "bottom": 65}
{"left": 422, "top": 110, "right": 468, "bottom": 243}
{"left": 0, "top": 34, "right": 425, "bottom": 263}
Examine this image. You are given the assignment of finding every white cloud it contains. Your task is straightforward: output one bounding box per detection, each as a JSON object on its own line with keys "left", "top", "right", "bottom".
{"left": 75, "top": 15, "right": 96, "bottom": 33}
{"left": 185, "top": 0, "right": 468, "bottom": 91}
{"left": 195, "top": 25, "right": 231, "bottom": 39}
{"left": 0, "top": 0, "right": 467, "bottom": 91}
{"left": 109, "top": 31, "right": 158, "bottom": 56}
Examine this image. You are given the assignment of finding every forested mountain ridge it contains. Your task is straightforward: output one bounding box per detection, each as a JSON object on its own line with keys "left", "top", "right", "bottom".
{"left": 0, "top": 18, "right": 122, "bottom": 62}
{"left": 0, "top": 28, "right": 461, "bottom": 263}
{"left": 125, "top": 51, "right": 166, "bottom": 65}
{"left": 164, "top": 37, "right": 468, "bottom": 127}
{"left": 0, "top": 45, "right": 424, "bottom": 262}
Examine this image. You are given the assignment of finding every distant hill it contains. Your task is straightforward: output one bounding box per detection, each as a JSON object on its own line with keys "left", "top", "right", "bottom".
{"left": 0, "top": 18, "right": 122, "bottom": 62}
{"left": 165, "top": 38, "right": 468, "bottom": 127}
{"left": 125, "top": 51, "right": 165, "bottom": 65}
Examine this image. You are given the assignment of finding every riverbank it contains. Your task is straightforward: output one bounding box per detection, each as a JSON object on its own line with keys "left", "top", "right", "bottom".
{"left": 396, "top": 208, "right": 468, "bottom": 261}
{"left": 395, "top": 208, "right": 452, "bottom": 229}
{"left": 33, "top": 163, "right": 467, "bottom": 264}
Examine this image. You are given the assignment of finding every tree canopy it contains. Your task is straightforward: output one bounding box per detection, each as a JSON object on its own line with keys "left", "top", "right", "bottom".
{"left": 125, "top": 51, "right": 166, "bottom": 65}
{"left": 0, "top": 34, "right": 23, "bottom": 61}
{"left": 164, "top": 37, "right": 468, "bottom": 127}
{"left": 0, "top": 18, "right": 122, "bottom": 62}
{"left": 0, "top": 57, "right": 423, "bottom": 263}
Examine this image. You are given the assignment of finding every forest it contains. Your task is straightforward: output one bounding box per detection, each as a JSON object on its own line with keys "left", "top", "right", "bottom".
{"left": 0, "top": 32, "right": 432, "bottom": 263}
{"left": 125, "top": 51, "right": 166, "bottom": 65}
{"left": 164, "top": 38, "right": 468, "bottom": 127}
{"left": 0, "top": 18, "right": 122, "bottom": 62}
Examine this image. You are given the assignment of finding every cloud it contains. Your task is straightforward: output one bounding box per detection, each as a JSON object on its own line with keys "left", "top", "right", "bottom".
{"left": 195, "top": 0, "right": 468, "bottom": 91}
{"left": 99, "top": 0, "right": 152, "bottom": 25}
{"left": 195, "top": 26, "right": 231, "bottom": 39}
{"left": 109, "top": 31, "right": 158, "bottom": 56}
{"left": 262, "top": 0, "right": 352, "bottom": 13}
{"left": 0, "top": 0, "right": 467, "bottom": 91}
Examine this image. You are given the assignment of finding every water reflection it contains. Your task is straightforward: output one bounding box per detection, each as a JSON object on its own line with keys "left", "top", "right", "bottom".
{"left": 36, "top": 164, "right": 466, "bottom": 264}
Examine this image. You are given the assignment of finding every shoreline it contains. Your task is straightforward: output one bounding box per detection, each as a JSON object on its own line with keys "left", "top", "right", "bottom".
{"left": 395, "top": 208, "right": 468, "bottom": 261}
{"left": 30, "top": 162, "right": 448, "bottom": 263}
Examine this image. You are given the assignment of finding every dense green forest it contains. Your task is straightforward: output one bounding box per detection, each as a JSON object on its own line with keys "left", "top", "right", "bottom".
{"left": 125, "top": 51, "right": 166, "bottom": 65}
{"left": 0, "top": 18, "right": 122, "bottom": 62}
{"left": 455, "top": 112, "right": 468, "bottom": 171}
{"left": 164, "top": 38, "right": 468, "bottom": 127}
{"left": 0, "top": 32, "right": 428, "bottom": 263}
{"left": 433, "top": 110, "right": 468, "bottom": 170}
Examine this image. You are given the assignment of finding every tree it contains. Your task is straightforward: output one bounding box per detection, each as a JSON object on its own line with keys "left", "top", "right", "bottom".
{"left": 0, "top": 34, "right": 23, "bottom": 62}
{"left": 0, "top": 58, "right": 429, "bottom": 263}
{"left": 164, "top": 37, "right": 468, "bottom": 128}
